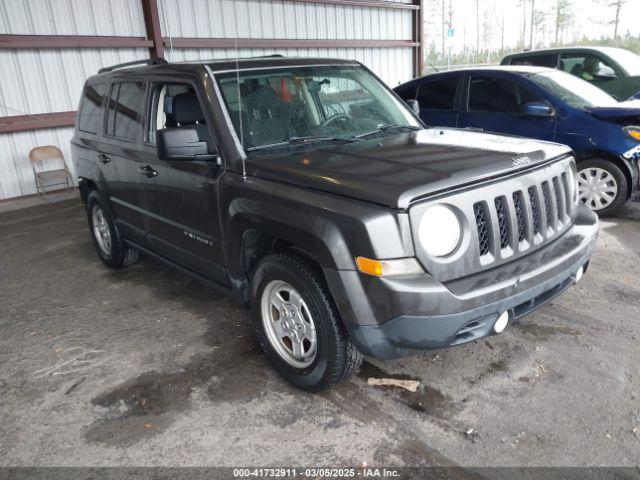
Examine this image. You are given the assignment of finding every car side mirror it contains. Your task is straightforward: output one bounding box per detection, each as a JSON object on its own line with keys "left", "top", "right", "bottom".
{"left": 406, "top": 99, "right": 420, "bottom": 115}
{"left": 157, "top": 128, "right": 219, "bottom": 164}
{"left": 522, "top": 101, "right": 554, "bottom": 117}
{"left": 594, "top": 71, "right": 617, "bottom": 81}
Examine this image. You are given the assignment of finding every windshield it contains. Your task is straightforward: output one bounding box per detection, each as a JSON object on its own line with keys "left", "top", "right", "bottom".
{"left": 603, "top": 48, "right": 640, "bottom": 76}
{"left": 215, "top": 65, "right": 420, "bottom": 154}
{"left": 527, "top": 70, "right": 618, "bottom": 108}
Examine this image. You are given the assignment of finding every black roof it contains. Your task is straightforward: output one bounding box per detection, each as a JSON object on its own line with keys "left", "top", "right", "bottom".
{"left": 88, "top": 56, "right": 360, "bottom": 81}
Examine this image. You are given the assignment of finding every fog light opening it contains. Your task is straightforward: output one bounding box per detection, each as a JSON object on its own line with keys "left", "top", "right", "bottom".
{"left": 575, "top": 266, "right": 584, "bottom": 284}
{"left": 493, "top": 311, "right": 510, "bottom": 334}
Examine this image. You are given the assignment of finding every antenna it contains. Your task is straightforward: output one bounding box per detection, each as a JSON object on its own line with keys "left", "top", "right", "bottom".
{"left": 160, "top": 0, "right": 174, "bottom": 59}
{"left": 233, "top": 8, "right": 246, "bottom": 179}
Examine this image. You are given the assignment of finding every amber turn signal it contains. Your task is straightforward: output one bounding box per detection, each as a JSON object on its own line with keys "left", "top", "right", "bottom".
{"left": 355, "top": 256, "right": 423, "bottom": 277}
{"left": 356, "top": 256, "right": 383, "bottom": 276}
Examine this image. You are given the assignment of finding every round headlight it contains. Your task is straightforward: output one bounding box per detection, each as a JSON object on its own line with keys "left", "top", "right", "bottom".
{"left": 418, "top": 204, "right": 462, "bottom": 258}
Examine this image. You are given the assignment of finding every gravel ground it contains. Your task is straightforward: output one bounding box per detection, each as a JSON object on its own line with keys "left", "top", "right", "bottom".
{"left": 0, "top": 198, "right": 639, "bottom": 468}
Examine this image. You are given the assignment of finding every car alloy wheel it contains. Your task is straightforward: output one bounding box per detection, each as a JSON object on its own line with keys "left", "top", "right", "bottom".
{"left": 260, "top": 280, "right": 318, "bottom": 369}
{"left": 91, "top": 205, "right": 112, "bottom": 255}
{"left": 577, "top": 167, "right": 618, "bottom": 211}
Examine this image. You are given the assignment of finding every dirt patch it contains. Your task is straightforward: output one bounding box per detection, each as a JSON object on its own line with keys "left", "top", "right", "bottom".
{"left": 515, "top": 321, "right": 582, "bottom": 339}
{"left": 358, "top": 361, "right": 457, "bottom": 419}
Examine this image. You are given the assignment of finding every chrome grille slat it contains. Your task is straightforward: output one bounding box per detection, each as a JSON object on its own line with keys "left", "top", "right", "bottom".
{"left": 494, "top": 197, "right": 510, "bottom": 250}
{"left": 512, "top": 191, "right": 526, "bottom": 244}
{"left": 553, "top": 176, "right": 567, "bottom": 222}
{"left": 473, "top": 202, "right": 490, "bottom": 256}
{"left": 541, "top": 181, "right": 557, "bottom": 232}
{"left": 527, "top": 186, "right": 541, "bottom": 236}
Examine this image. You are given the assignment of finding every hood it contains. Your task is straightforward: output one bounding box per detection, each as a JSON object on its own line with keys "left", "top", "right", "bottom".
{"left": 584, "top": 100, "right": 640, "bottom": 122}
{"left": 245, "top": 128, "right": 571, "bottom": 209}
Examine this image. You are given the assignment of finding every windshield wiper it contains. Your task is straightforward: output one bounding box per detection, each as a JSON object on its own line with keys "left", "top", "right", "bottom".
{"left": 354, "top": 124, "right": 421, "bottom": 139}
{"left": 246, "top": 135, "right": 356, "bottom": 152}
{"left": 287, "top": 135, "right": 357, "bottom": 144}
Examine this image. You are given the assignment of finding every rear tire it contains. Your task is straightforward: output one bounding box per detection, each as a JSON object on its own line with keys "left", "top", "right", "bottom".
{"left": 86, "top": 190, "right": 139, "bottom": 269}
{"left": 250, "top": 251, "right": 362, "bottom": 391}
{"left": 577, "top": 159, "right": 628, "bottom": 217}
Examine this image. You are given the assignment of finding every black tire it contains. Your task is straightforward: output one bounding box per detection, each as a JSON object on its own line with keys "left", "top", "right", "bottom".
{"left": 86, "top": 190, "right": 139, "bottom": 269}
{"left": 577, "top": 158, "right": 629, "bottom": 217}
{"left": 250, "top": 251, "right": 362, "bottom": 391}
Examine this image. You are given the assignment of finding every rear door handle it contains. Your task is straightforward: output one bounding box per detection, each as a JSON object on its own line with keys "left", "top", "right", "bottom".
{"left": 137, "top": 165, "right": 158, "bottom": 178}
{"left": 97, "top": 153, "right": 111, "bottom": 164}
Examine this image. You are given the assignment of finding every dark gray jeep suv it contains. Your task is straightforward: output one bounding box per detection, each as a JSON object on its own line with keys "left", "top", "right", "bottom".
{"left": 72, "top": 57, "right": 599, "bottom": 391}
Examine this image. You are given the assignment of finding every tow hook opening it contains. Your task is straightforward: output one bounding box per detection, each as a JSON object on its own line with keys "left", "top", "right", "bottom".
{"left": 493, "top": 311, "right": 511, "bottom": 334}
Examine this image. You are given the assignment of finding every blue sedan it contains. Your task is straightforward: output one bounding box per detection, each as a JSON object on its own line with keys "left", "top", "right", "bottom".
{"left": 395, "top": 66, "right": 640, "bottom": 216}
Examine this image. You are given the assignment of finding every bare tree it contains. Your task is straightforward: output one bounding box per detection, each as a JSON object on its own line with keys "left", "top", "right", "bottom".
{"left": 476, "top": 0, "right": 480, "bottom": 58}
{"left": 529, "top": 0, "right": 536, "bottom": 49}
{"left": 532, "top": 9, "right": 547, "bottom": 47}
{"left": 482, "top": 8, "right": 493, "bottom": 63}
{"left": 554, "top": 0, "right": 573, "bottom": 44}
{"left": 597, "top": 0, "right": 627, "bottom": 39}
{"left": 441, "top": 0, "right": 446, "bottom": 57}
{"left": 517, "top": 0, "right": 527, "bottom": 49}
{"left": 493, "top": 0, "right": 506, "bottom": 52}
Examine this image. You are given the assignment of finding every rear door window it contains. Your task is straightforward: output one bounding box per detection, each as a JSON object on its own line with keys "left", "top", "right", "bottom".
{"left": 417, "top": 77, "right": 459, "bottom": 110}
{"left": 105, "top": 82, "right": 144, "bottom": 141}
{"left": 468, "top": 76, "right": 519, "bottom": 113}
{"left": 468, "top": 75, "right": 547, "bottom": 114}
{"left": 77, "top": 83, "right": 107, "bottom": 134}
{"left": 509, "top": 54, "right": 558, "bottom": 68}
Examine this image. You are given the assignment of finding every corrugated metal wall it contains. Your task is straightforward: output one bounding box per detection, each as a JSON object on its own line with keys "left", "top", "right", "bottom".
{"left": 0, "top": 0, "right": 417, "bottom": 200}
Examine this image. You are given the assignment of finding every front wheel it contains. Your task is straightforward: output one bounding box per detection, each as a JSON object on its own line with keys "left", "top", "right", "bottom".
{"left": 577, "top": 159, "right": 629, "bottom": 217}
{"left": 250, "top": 251, "right": 362, "bottom": 391}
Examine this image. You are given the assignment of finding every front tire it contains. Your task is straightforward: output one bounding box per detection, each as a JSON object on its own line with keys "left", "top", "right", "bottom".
{"left": 86, "top": 190, "right": 139, "bottom": 269}
{"left": 577, "top": 159, "right": 628, "bottom": 217}
{"left": 250, "top": 251, "right": 362, "bottom": 391}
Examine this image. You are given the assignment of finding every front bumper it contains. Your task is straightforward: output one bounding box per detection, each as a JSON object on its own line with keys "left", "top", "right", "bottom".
{"left": 324, "top": 206, "right": 599, "bottom": 359}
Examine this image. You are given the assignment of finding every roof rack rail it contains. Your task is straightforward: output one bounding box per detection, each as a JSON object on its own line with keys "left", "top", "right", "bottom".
{"left": 98, "top": 58, "right": 168, "bottom": 74}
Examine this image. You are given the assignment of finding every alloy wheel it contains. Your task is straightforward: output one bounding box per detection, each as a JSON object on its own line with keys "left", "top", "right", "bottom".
{"left": 260, "top": 280, "right": 318, "bottom": 368}
{"left": 91, "top": 205, "right": 112, "bottom": 255}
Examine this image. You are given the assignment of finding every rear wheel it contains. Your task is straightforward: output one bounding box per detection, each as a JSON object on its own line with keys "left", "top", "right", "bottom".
{"left": 86, "top": 190, "right": 139, "bottom": 268}
{"left": 577, "top": 159, "right": 628, "bottom": 217}
{"left": 250, "top": 251, "right": 362, "bottom": 391}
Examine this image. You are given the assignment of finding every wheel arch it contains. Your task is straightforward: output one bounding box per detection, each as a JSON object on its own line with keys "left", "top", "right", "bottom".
{"left": 575, "top": 150, "right": 635, "bottom": 199}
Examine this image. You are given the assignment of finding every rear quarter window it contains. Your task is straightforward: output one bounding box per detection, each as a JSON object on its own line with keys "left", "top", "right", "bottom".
{"left": 77, "top": 84, "right": 107, "bottom": 134}
{"left": 105, "top": 82, "right": 145, "bottom": 141}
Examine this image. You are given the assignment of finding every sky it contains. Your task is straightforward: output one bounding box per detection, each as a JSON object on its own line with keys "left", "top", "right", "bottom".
{"left": 424, "top": 0, "right": 640, "bottom": 55}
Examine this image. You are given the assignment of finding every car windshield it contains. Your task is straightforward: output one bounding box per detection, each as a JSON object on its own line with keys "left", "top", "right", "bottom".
{"left": 527, "top": 70, "right": 619, "bottom": 108}
{"left": 215, "top": 64, "right": 420, "bottom": 154}
{"left": 603, "top": 48, "right": 640, "bottom": 76}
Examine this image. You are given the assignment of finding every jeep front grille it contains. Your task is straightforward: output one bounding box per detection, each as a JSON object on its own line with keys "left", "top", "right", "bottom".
{"left": 474, "top": 169, "right": 573, "bottom": 259}
{"left": 410, "top": 157, "right": 577, "bottom": 282}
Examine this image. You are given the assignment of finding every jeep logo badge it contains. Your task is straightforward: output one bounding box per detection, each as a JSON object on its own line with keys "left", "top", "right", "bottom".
{"left": 512, "top": 156, "right": 533, "bottom": 167}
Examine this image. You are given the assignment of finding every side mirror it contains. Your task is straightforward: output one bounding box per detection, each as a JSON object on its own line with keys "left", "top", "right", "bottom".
{"left": 406, "top": 99, "right": 420, "bottom": 115}
{"left": 157, "top": 128, "right": 219, "bottom": 163}
{"left": 522, "top": 101, "right": 554, "bottom": 117}
{"left": 594, "top": 71, "right": 617, "bottom": 81}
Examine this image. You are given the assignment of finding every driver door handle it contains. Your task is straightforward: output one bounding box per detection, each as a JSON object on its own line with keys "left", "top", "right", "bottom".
{"left": 137, "top": 165, "right": 158, "bottom": 178}
{"left": 97, "top": 153, "right": 111, "bottom": 164}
